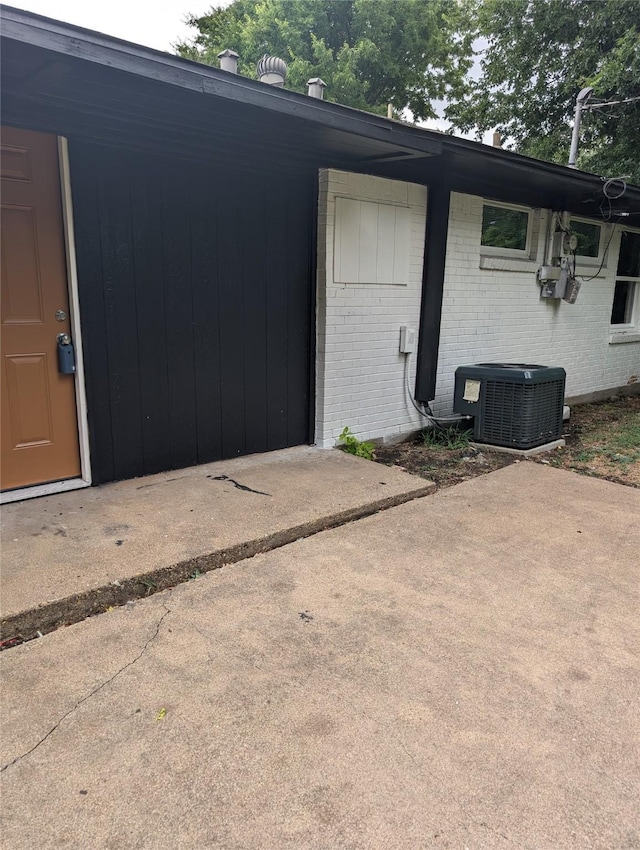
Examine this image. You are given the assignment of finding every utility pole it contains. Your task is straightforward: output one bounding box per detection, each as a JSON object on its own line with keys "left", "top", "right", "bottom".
{"left": 568, "top": 86, "right": 594, "bottom": 168}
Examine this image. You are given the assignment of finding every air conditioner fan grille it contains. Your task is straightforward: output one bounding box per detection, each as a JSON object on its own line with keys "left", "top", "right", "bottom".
{"left": 479, "top": 379, "right": 564, "bottom": 447}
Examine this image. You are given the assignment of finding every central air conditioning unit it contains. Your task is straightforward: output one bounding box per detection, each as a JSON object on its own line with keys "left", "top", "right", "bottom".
{"left": 453, "top": 363, "right": 566, "bottom": 449}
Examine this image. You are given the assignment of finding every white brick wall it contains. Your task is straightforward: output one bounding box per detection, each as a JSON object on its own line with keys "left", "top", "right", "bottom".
{"left": 315, "top": 178, "right": 639, "bottom": 447}
{"left": 432, "top": 192, "right": 640, "bottom": 415}
{"left": 315, "top": 169, "right": 427, "bottom": 447}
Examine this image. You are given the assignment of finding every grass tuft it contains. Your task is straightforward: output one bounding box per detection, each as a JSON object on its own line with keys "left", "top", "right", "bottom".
{"left": 422, "top": 425, "right": 471, "bottom": 451}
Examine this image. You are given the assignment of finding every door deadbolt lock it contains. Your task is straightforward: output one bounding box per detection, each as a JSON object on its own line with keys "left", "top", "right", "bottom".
{"left": 55, "top": 310, "right": 67, "bottom": 321}
{"left": 56, "top": 333, "right": 76, "bottom": 374}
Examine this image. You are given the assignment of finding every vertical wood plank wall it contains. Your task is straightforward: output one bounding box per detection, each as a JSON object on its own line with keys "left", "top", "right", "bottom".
{"left": 70, "top": 141, "right": 315, "bottom": 484}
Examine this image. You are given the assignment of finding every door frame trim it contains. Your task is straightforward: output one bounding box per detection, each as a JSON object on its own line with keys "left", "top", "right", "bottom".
{"left": 0, "top": 134, "right": 91, "bottom": 504}
{"left": 59, "top": 136, "right": 91, "bottom": 486}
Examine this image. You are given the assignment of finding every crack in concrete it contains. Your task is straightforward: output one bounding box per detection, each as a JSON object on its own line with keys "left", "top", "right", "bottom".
{"left": 470, "top": 819, "right": 529, "bottom": 848}
{"left": 186, "top": 619, "right": 267, "bottom": 673}
{"left": 339, "top": 690, "right": 530, "bottom": 850}
{"left": 207, "top": 474, "right": 271, "bottom": 497}
{"left": 1, "top": 604, "right": 171, "bottom": 774}
{"left": 182, "top": 617, "right": 527, "bottom": 850}
{"left": 393, "top": 732, "right": 529, "bottom": 849}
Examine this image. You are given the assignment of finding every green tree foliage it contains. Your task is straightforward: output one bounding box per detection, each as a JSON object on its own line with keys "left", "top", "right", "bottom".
{"left": 446, "top": 0, "right": 640, "bottom": 183}
{"left": 481, "top": 205, "right": 529, "bottom": 250}
{"left": 176, "top": 0, "right": 473, "bottom": 120}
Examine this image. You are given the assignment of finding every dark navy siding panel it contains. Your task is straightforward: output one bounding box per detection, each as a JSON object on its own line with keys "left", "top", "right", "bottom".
{"left": 216, "top": 176, "right": 247, "bottom": 459}
{"left": 265, "top": 186, "right": 290, "bottom": 451}
{"left": 70, "top": 141, "right": 314, "bottom": 484}
{"left": 160, "top": 163, "right": 199, "bottom": 471}
{"left": 68, "top": 145, "right": 115, "bottom": 484}
{"left": 129, "top": 157, "right": 172, "bottom": 475}
{"left": 95, "top": 151, "right": 145, "bottom": 481}
{"left": 190, "top": 177, "right": 222, "bottom": 464}
{"left": 286, "top": 174, "right": 314, "bottom": 446}
{"left": 241, "top": 175, "right": 269, "bottom": 456}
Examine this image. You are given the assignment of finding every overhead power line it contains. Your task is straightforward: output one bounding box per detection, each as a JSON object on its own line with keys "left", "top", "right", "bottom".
{"left": 568, "top": 88, "right": 639, "bottom": 168}
{"left": 585, "top": 94, "right": 640, "bottom": 110}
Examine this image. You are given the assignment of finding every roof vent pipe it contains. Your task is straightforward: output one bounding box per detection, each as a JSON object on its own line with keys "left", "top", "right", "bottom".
{"left": 257, "top": 55, "right": 287, "bottom": 87}
{"left": 307, "top": 78, "right": 327, "bottom": 100}
{"left": 492, "top": 131, "right": 502, "bottom": 148}
{"left": 217, "top": 49, "right": 239, "bottom": 74}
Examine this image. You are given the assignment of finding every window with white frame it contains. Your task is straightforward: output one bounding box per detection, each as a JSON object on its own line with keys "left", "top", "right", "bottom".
{"left": 569, "top": 217, "right": 602, "bottom": 260}
{"left": 611, "top": 229, "right": 640, "bottom": 327}
{"left": 481, "top": 202, "right": 531, "bottom": 255}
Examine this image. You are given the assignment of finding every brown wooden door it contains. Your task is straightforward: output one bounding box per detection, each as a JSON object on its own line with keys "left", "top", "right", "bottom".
{"left": 1, "top": 127, "right": 81, "bottom": 491}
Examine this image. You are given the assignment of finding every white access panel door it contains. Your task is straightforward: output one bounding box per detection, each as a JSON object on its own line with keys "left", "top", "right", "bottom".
{"left": 334, "top": 197, "right": 411, "bottom": 285}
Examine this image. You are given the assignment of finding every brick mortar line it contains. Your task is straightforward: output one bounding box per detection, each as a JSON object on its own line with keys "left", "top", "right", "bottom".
{"left": 0, "top": 484, "right": 434, "bottom": 647}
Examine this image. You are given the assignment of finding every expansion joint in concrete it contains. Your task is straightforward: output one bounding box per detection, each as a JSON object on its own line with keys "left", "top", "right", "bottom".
{"left": 1, "top": 485, "right": 434, "bottom": 646}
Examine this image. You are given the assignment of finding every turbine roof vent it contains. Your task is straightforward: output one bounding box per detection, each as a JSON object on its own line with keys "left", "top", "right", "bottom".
{"left": 257, "top": 54, "right": 287, "bottom": 87}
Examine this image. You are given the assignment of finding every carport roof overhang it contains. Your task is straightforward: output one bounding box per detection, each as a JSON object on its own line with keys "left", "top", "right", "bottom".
{"left": 2, "top": 4, "right": 639, "bottom": 219}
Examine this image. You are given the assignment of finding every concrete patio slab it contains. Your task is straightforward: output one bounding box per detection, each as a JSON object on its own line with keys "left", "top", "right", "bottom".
{"left": 1, "top": 463, "right": 638, "bottom": 849}
{"left": 0, "top": 447, "right": 433, "bottom": 633}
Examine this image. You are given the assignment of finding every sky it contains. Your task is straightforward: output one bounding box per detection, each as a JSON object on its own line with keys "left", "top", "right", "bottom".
{"left": 10, "top": 0, "right": 219, "bottom": 51}
{"left": 10, "top": 0, "right": 491, "bottom": 142}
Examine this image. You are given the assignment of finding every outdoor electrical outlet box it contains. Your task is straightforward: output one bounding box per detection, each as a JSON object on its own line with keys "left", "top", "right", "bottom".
{"left": 538, "top": 265, "right": 561, "bottom": 282}
{"left": 399, "top": 326, "right": 416, "bottom": 353}
{"left": 563, "top": 276, "right": 582, "bottom": 304}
